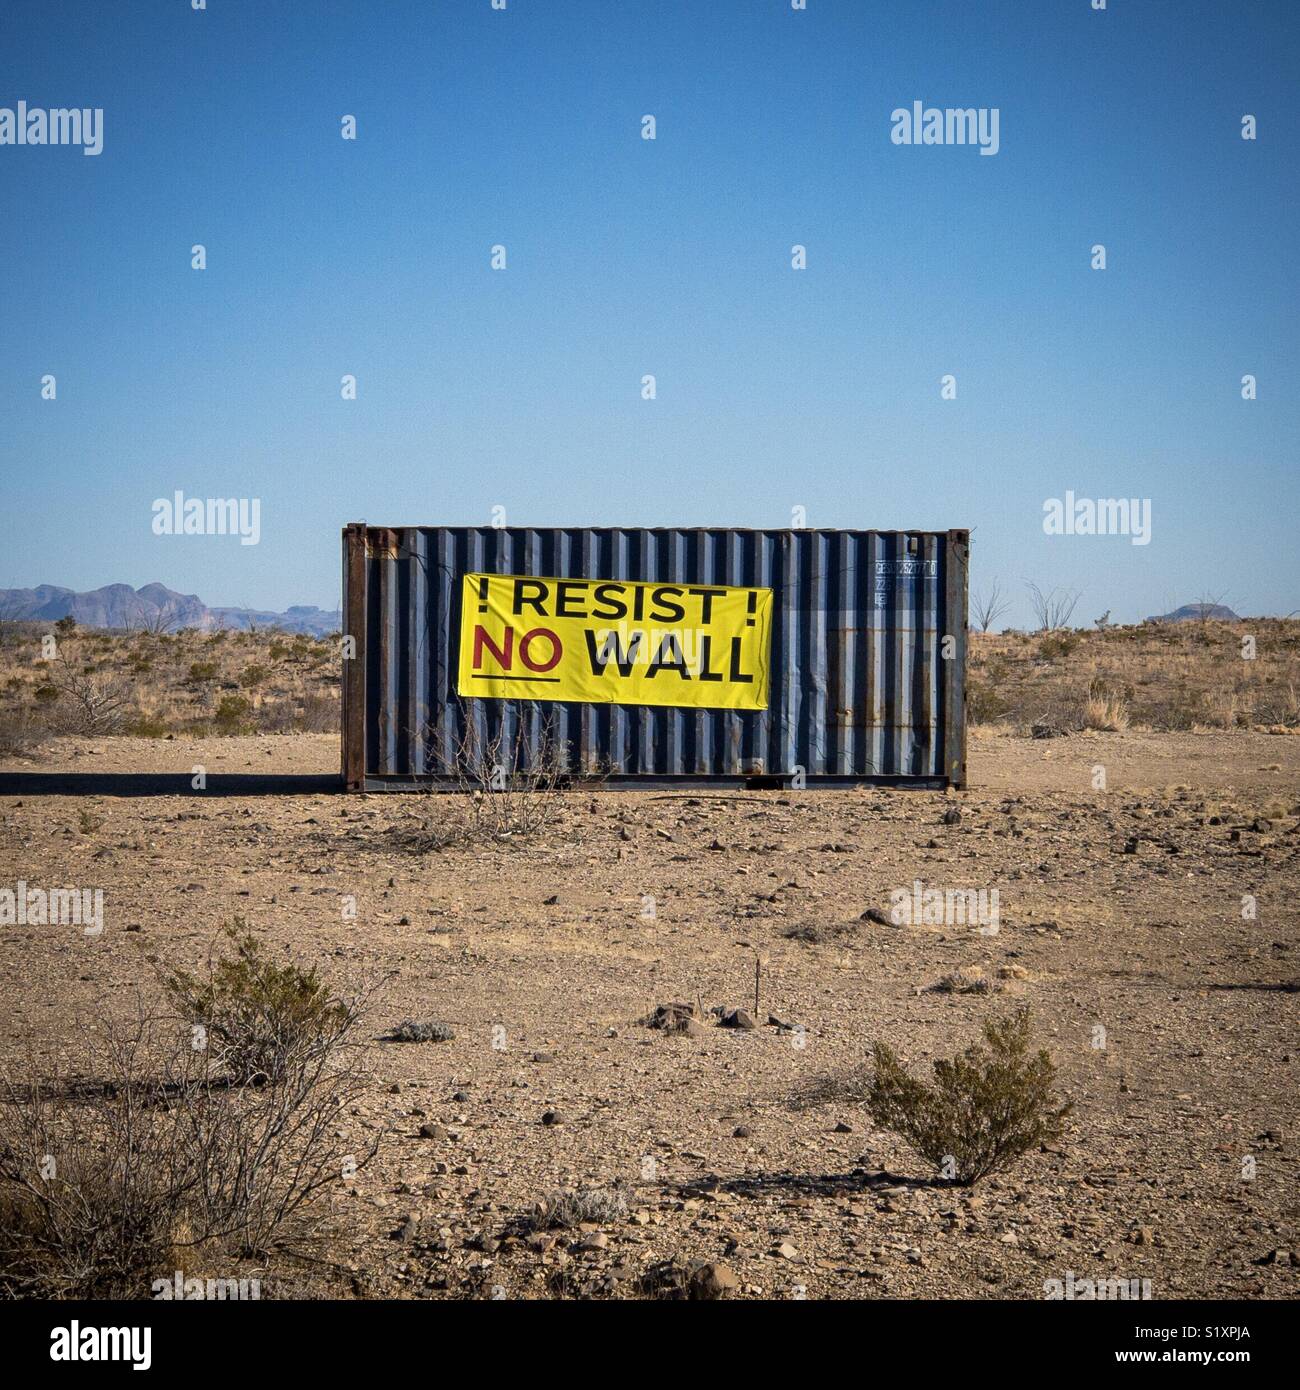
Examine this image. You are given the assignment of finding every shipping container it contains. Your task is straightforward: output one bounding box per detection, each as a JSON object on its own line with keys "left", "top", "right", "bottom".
{"left": 341, "top": 524, "right": 968, "bottom": 791}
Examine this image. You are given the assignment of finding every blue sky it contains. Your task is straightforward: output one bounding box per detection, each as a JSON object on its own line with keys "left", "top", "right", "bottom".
{"left": 1, "top": 0, "right": 1296, "bottom": 625}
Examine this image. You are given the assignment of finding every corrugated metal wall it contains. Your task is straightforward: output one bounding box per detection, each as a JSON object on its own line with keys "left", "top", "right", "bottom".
{"left": 342, "top": 526, "right": 967, "bottom": 789}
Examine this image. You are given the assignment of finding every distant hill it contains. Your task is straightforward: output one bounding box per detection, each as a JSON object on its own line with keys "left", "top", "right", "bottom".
{"left": 1144, "top": 603, "right": 1241, "bottom": 624}
{"left": 0, "top": 583, "right": 340, "bottom": 636}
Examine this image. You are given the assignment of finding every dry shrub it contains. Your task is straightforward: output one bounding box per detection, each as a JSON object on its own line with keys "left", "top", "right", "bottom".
{"left": 0, "top": 707, "right": 51, "bottom": 758}
{"left": 922, "top": 967, "right": 999, "bottom": 995}
{"left": 787, "top": 1062, "right": 874, "bottom": 1112}
{"left": 291, "top": 692, "right": 338, "bottom": 733}
{"left": 161, "top": 920, "right": 355, "bottom": 1084}
{"left": 406, "top": 719, "right": 569, "bottom": 849}
{"left": 865, "top": 1008, "right": 1071, "bottom": 1185}
{"left": 386, "top": 1018, "right": 454, "bottom": 1043}
{"left": 0, "top": 1008, "right": 377, "bottom": 1299}
{"left": 782, "top": 920, "right": 858, "bottom": 945}
{"left": 525, "top": 1186, "right": 628, "bottom": 1231}
{"left": 1082, "top": 677, "right": 1131, "bottom": 732}
{"left": 45, "top": 646, "right": 135, "bottom": 734}
{"left": 1254, "top": 682, "right": 1300, "bottom": 729}
{"left": 967, "top": 677, "right": 1010, "bottom": 725}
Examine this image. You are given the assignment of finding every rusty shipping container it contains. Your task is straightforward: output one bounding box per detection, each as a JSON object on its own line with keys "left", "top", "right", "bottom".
{"left": 341, "top": 524, "right": 968, "bottom": 790}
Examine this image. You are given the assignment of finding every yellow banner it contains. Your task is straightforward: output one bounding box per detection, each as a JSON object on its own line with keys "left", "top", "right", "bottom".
{"left": 456, "top": 573, "right": 771, "bottom": 711}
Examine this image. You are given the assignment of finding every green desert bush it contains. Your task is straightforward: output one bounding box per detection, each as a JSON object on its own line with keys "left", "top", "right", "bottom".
{"left": 967, "top": 677, "right": 1010, "bottom": 724}
{"left": 865, "top": 1007, "right": 1070, "bottom": 1185}
{"left": 212, "top": 694, "right": 252, "bottom": 734}
{"left": 1037, "top": 632, "right": 1079, "bottom": 662}
{"left": 124, "top": 714, "right": 170, "bottom": 738}
{"left": 161, "top": 921, "right": 351, "bottom": 1083}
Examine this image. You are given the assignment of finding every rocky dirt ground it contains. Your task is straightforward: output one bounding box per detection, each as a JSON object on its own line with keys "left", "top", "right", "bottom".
{"left": 1, "top": 728, "right": 1298, "bottom": 1300}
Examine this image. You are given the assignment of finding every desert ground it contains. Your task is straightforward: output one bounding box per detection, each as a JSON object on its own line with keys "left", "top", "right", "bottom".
{"left": 2, "top": 716, "right": 1298, "bottom": 1300}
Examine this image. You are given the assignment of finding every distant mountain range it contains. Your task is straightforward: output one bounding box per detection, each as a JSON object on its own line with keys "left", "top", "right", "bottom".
{"left": 1144, "top": 603, "right": 1241, "bottom": 624}
{"left": 0, "top": 583, "right": 341, "bottom": 636}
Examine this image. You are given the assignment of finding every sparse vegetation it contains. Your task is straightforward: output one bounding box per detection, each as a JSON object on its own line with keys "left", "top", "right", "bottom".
{"left": 921, "top": 967, "right": 999, "bottom": 995}
{"left": 212, "top": 694, "right": 253, "bottom": 734}
{"left": 864, "top": 1008, "right": 1071, "bottom": 1185}
{"left": 44, "top": 646, "right": 134, "bottom": 734}
{"left": 525, "top": 1186, "right": 629, "bottom": 1231}
{"left": 966, "top": 618, "right": 1300, "bottom": 733}
{"left": 0, "top": 707, "right": 51, "bottom": 758}
{"left": 971, "top": 578, "right": 1011, "bottom": 633}
{"left": 403, "top": 721, "right": 569, "bottom": 849}
{"left": 1082, "top": 676, "right": 1131, "bottom": 731}
{"left": 1025, "top": 582, "right": 1081, "bottom": 633}
{"left": 0, "top": 1008, "right": 375, "bottom": 1299}
{"left": 160, "top": 920, "right": 354, "bottom": 1084}
{"left": 0, "top": 626, "right": 341, "bottom": 742}
{"left": 386, "top": 1018, "right": 455, "bottom": 1043}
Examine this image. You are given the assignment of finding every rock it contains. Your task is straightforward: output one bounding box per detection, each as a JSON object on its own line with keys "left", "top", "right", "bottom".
{"left": 418, "top": 1122, "right": 447, "bottom": 1140}
{"left": 643, "top": 1002, "right": 702, "bottom": 1035}
{"left": 543, "top": 894, "right": 559, "bottom": 905}
{"left": 718, "top": 1008, "right": 756, "bottom": 1030}
{"left": 688, "top": 1262, "right": 739, "bottom": 1299}
{"left": 860, "top": 907, "right": 892, "bottom": 926}
{"left": 833, "top": 1120, "right": 853, "bottom": 1133}
{"left": 733, "top": 1125, "right": 752, "bottom": 1139}
{"left": 531, "top": 1052, "right": 554, "bottom": 1063}
{"left": 774, "top": 1242, "right": 799, "bottom": 1260}
{"left": 541, "top": 1109, "right": 563, "bottom": 1126}
{"left": 577, "top": 1232, "right": 609, "bottom": 1251}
